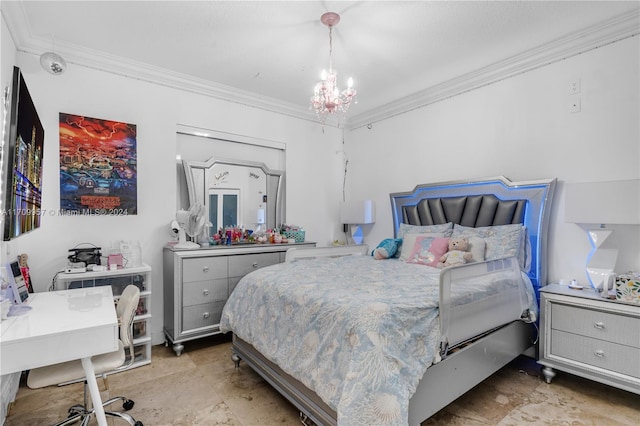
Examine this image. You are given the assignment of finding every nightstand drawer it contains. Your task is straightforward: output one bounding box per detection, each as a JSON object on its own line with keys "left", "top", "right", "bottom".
{"left": 182, "top": 278, "right": 228, "bottom": 306}
{"left": 182, "top": 301, "right": 225, "bottom": 331}
{"left": 182, "top": 257, "right": 227, "bottom": 283}
{"left": 228, "top": 253, "right": 279, "bottom": 277}
{"left": 551, "top": 330, "right": 640, "bottom": 378}
{"left": 552, "top": 303, "right": 640, "bottom": 348}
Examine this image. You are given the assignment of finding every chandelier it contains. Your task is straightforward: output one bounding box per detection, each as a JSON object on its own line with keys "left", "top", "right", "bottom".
{"left": 310, "top": 12, "right": 356, "bottom": 123}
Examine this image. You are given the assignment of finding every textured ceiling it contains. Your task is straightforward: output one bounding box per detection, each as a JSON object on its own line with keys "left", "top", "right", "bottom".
{"left": 2, "top": 1, "right": 639, "bottom": 127}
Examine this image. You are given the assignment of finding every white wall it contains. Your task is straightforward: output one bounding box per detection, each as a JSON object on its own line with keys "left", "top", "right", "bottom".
{"left": 344, "top": 36, "right": 640, "bottom": 285}
{"left": 1, "top": 13, "right": 345, "bottom": 345}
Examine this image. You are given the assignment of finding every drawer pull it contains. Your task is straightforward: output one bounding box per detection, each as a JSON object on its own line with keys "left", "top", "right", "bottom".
{"left": 594, "top": 350, "right": 605, "bottom": 358}
{"left": 593, "top": 321, "right": 605, "bottom": 330}
{"left": 252, "top": 262, "right": 259, "bottom": 268}
{"left": 203, "top": 289, "right": 209, "bottom": 296}
{"left": 202, "top": 266, "right": 210, "bottom": 273}
{"left": 203, "top": 312, "right": 210, "bottom": 319}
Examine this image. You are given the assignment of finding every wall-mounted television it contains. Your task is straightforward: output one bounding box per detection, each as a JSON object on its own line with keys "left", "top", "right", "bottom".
{"left": 2, "top": 66, "right": 45, "bottom": 241}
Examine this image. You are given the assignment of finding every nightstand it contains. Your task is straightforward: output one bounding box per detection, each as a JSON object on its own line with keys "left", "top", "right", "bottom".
{"left": 538, "top": 284, "right": 640, "bottom": 394}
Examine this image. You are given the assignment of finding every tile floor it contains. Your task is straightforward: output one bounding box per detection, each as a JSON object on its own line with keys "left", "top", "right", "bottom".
{"left": 5, "top": 334, "right": 639, "bottom": 425}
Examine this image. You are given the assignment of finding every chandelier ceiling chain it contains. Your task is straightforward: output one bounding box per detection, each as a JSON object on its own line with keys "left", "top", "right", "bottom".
{"left": 310, "top": 12, "right": 356, "bottom": 124}
{"left": 327, "top": 21, "right": 334, "bottom": 71}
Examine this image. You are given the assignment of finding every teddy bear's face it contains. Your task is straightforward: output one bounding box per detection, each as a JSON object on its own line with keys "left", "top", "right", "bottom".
{"left": 449, "top": 238, "right": 469, "bottom": 251}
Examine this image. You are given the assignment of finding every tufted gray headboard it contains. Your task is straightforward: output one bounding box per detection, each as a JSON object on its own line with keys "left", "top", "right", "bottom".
{"left": 390, "top": 176, "right": 556, "bottom": 294}
{"left": 401, "top": 194, "right": 527, "bottom": 228}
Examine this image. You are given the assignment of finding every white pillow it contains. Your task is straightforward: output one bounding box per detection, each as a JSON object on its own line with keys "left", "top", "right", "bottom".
{"left": 452, "top": 223, "right": 524, "bottom": 267}
{"left": 467, "top": 237, "right": 486, "bottom": 263}
{"left": 397, "top": 222, "right": 453, "bottom": 239}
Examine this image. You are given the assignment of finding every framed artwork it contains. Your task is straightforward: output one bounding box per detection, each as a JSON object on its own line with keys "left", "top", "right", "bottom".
{"left": 2, "top": 66, "right": 45, "bottom": 240}
{"left": 59, "top": 113, "right": 137, "bottom": 215}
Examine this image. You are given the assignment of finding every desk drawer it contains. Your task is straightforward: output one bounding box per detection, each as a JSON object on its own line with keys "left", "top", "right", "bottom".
{"left": 228, "top": 253, "right": 279, "bottom": 277}
{"left": 551, "top": 303, "right": 640, "bottom": 348}
{"left": 182, "top": 257, "right": 227, "bottom": 283}
{"left": 551, "top": 330, "right": 640, "bottom": 378}
{"left": 182, "top": 301, "right": 225, "bottom": 331}
{"left": 183, "top": 278, "right": 227, "bottom": 306}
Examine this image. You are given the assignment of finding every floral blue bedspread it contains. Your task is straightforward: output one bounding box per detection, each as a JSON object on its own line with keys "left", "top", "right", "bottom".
{"left": 219, "top": 256, "right": 533, "bottom": 425}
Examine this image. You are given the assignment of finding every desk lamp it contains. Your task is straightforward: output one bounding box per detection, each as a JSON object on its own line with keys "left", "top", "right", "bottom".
{"left": 565, "top": 179, "right": 640, "bottom": 290}
{"left": 341, "top": 200, "right": 375, "bottom": 244}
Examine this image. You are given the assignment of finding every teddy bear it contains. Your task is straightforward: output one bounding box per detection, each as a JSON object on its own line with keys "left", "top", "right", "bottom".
{"left": 372, "top": 238, "right": 401, "bottom": 260}
{"left": 437, "top": 237, "right": 473, "bottom": 268}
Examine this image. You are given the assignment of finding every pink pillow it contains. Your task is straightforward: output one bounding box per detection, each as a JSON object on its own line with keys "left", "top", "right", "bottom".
{"left": 406, "top": 236, "right": 450, "bottom": 267}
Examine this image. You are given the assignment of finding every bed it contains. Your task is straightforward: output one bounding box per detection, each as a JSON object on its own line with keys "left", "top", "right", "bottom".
{"left": 219, "top": 176, "right": 556, "bottom": 426}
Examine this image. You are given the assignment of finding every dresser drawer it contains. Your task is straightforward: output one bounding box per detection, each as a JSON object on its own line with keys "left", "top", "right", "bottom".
{"left": 228, "top": 253, "right": 279, "bottom": 278}
{"left": 182, "top": 301, "right": 225, "bottom": 332}
{"left": 551, "top": 303, "right": 640, "bottom": 348}
{"left": 183, "top": 278, "right": 228, "bottom": 306}
{"left": 551, "top": 330, "right": 640, "bottom": 378}
{"left": 182, "top": 257, "right": 227, "bottom": 283}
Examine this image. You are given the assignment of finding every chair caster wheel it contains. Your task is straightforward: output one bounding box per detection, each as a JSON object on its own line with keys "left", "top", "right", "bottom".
{"left": 123, "top": 399, "right": 135, "bottom": 410}
{"left": 134, "top": 421, "right": 143, "bottom": 426}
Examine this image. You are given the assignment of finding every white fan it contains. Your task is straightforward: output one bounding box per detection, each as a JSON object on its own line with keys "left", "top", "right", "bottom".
{"left": 169, "top": 220, "right": 180, "bottom": 241}
{"left": 174, "top": 203, "right": 206, "bottom": 249}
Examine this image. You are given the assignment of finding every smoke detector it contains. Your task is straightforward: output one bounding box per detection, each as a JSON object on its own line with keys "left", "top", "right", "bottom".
{"left": 40, "top": 52, "right": 66, "bottom": 75}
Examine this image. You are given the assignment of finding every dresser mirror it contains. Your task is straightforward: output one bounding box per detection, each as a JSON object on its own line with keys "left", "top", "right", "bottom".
{"left": 182, "top": 157, "right": 285, "bottom": 232}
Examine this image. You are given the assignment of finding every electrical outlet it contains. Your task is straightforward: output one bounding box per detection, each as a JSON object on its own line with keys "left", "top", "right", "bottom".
{"left": 569, "top": 78, "right": 581, "bottom": 95}
{"left": 569, "top": 95, "right": 581, "bottom": 113}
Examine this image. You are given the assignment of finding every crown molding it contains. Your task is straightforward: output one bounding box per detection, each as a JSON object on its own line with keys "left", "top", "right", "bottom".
{"left": 3, "top": 4, "right": 638, "bottom": 131}
{"left": 345, "top": 9, "right": 640, "bottom": 130}
{"left": 1, "top": 2, "right": 328, "bottom": 125}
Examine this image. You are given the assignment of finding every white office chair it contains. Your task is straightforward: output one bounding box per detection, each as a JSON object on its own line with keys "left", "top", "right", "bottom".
{"left": 27, "top": 285, "right": 143, "bottom": 426}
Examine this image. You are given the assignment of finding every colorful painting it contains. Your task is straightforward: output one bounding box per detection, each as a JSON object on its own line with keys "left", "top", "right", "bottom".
{"left": 59, "top": 113, "right": 137, "bottom": 215}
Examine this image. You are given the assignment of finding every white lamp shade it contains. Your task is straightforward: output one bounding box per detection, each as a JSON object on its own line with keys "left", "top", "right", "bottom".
{"left": 341, "top": 200, "right": 375, "bottom": 224}
{"left": 565, "top": 179, "right": 640, "bottom": 224}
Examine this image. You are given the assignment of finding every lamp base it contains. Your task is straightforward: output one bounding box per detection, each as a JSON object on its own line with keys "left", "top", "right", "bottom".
{"left": 585, "top": 228, "right": 618, "bottom": 289}
{"left": 350, "top": 225, "right": 364, "bottom": 245}
{"left": 587, "top": 267, "right": 615, "bottom": 291}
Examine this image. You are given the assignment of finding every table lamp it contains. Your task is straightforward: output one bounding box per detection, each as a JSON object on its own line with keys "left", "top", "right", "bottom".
{"left": 565, "top": 179, "right": 640, "bottom": 289}
{"left": 341, "top": 200, "right": 375, "bottom": 244}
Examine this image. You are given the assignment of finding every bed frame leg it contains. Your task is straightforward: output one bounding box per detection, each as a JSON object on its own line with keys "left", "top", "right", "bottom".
{"left": 299, "top": 412, "right": 317, "bottom": 426}
{"left": 231, "top": 352, "right": 241, "bottom": 369}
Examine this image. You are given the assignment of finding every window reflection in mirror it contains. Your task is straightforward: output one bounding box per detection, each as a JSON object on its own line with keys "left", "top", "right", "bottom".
{"left": 209, "top": 189, "right": 239, "bottom": 229}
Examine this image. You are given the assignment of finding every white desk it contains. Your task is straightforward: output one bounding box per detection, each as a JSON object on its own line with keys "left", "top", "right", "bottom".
{"left": 1, "top": 286, "right": 118, "bottom": 426}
